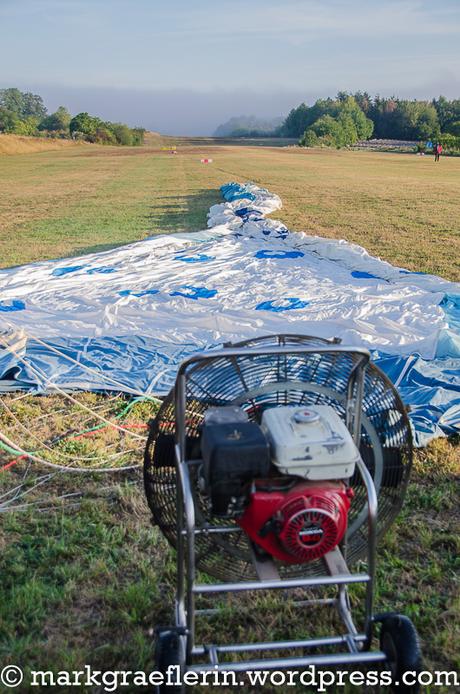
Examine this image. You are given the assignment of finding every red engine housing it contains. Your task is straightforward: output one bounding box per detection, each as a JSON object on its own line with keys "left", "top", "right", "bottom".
{"left": 237, "top": 480, "right": 353, "bottom": 563}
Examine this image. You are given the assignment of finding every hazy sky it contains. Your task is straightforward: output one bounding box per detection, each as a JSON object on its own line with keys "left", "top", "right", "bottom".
{"left": 1, "top": 0, "right": 459, "bottom": 134}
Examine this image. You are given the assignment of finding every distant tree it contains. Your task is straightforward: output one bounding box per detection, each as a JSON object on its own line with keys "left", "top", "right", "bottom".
{"left": 340, "top": 96, "right": 373, "bottom": 139}
{"left": 0, "top": 88, "right": 47, "bottom": 118}
{"left": 395, "top": 101, "right": 439, "bottom": 139}
{"left": 432, "top": 96, "right": 454, "bottom": 130}
{"left": 282, "top": 103, "right": 311, "bottom": 137}
{"left": 109, "top": 122, "right": 133, "bottom": 145}
{"left": 299, "top": 129, "right": 319, "bottom": 147}
{"left": 14, "top": 116, "right": 40, "bottom": 136}
{"left": 0, "top": 88, "right": 23, "bottom": 114}
{"left": 22, "top": 92, "right": 47, "bottom": 119}
{"left": 337, "top": 114, "right": 358, "bottom": 146}
{"left": 0, "top": 107, "right": 21, "bottom": 133}
{"left": 38, "top": 106, "right": 71, "bottom": 132}
{"left": 0, "top": 90, "right": 145, "bottom": 145}
{"left": 68, "top": 112, "right": 144, "bottom": 146}
{"left": 336, "top": 91, "right": 349, "bottom": 103}
{"left": 297, "top": 96, "right": 373, "bottom": 148}
{"left": 69, "top": 112, "right": 101, "bottom": 139}
{"left": 445, "top": 120, "right": 460, "bottom": 137}
{"left": 353, "top": 91, "right": 372, "bottom": 114}
{"left": 307, "top": 114, "right": 344, "bottom": 147}
{"left": 131, "top": 127, "right": 146, "bottom": 145}
{"left": 447, "top": 99, "right": 460, "bottom": 126}
{"left": 433, "top": 96, "right": 460, "bottom": 132}
{"left": 368, "top": 96, "right": 398, "bottom": 138}
{"left": 367, "top": 97, "right": 439, "bottom": 140}
{"left": 413, "top": 103, "right": 440, "bottom": 139}
{"left": 94, "top": 125, "right": 117, "bottom": 144}
{"left": 283, "top": 96, "right": 373, "bottom": 143}
{"left": 214, "top": 115, "right": 283, "bottom": 137}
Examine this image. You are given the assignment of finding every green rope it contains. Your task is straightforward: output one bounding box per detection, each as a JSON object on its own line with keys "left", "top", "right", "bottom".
{"left": 0, "top": 395, "right": 158, "bottom": 461}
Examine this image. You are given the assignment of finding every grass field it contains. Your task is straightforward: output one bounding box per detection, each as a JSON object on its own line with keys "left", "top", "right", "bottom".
{"left": 0, "top": 140, "right": 459, "bottom": 692}
{"left": 1, "top": 140, "right": 459, "bottom": 279}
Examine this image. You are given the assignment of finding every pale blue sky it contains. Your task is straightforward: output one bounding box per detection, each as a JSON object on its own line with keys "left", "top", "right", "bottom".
{"left": 1, "top": 0, "right": 459, "bottom": 134}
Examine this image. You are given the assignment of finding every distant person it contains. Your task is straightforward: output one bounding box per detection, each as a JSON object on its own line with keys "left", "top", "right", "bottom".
{"left": 434, "top": 142, "right": 443, "bottom": 162}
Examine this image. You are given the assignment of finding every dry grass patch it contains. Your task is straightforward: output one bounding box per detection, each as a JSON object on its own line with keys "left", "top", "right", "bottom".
{"left": 0, "top": 134, "right": 85, "bottom": 156}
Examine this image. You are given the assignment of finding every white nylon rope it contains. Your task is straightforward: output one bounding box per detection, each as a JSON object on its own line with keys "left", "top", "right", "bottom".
{"left": 0, "top": 323, "right": 164, "bottom": 405}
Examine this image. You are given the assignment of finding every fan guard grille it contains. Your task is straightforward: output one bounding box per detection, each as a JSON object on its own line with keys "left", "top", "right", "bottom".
{"left": 144, "top": 334, "right": 412, "bottom": 581}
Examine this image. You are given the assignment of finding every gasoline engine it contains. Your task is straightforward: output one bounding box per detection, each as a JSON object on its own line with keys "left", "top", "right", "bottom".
{"left": 199, "top": 404, "right": 358, "bottom": 564}
{"left": 145, "top": 337, "right": 422, "bottom": 694}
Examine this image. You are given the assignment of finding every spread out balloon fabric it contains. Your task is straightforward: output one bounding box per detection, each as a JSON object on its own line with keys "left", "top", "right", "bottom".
{"left": 0, "top": 182, "right": 458, "bottom": 445}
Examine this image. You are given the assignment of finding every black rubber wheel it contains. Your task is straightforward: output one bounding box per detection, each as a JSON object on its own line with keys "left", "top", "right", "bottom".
{"left": 378, "top": 614, "right": 423, "bottom": 693}
{"left": 154, "top": 629, "right": 185, "bottom": 693}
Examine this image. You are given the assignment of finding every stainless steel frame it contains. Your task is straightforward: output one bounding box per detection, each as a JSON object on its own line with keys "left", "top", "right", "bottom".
{"left": 171, "top": 345, "right": 386, "bottom": 673}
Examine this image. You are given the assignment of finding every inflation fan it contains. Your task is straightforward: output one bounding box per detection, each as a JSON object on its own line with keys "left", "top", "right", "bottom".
{"left": 144, "top": 334, "right": 423, "bottom": 692}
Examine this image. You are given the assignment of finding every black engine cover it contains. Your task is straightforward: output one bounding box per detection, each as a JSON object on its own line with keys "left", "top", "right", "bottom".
{"left": 201, "top": 421, "right": 271, "bottom": 517}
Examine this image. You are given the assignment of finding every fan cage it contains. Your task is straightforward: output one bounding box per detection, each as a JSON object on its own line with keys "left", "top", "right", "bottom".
{"left": 144, "top": 334, "right": 412, "bottom": 581}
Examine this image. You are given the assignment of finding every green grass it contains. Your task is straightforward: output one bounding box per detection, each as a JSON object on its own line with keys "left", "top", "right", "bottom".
{"left": 0, "top": 141, "right": 459, "bottom": 692}
{"left": 0, "top": 441, "right": 458, "bottom": 693}
{"left": 1, "top": 142, "right": 459, "bottom": 279}
{"left": 0, "top": 483, "right": 170, "bottom": 671}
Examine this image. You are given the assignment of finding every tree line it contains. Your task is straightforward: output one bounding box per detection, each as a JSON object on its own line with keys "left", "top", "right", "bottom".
{"left": 219, "top": 92, "right": 460, "bottom": 151}
{"left": 0, "top": 88, "right": 145, "bottom": 146}
{"left": 284, "top": 92, "right": 460, "bottom": 149}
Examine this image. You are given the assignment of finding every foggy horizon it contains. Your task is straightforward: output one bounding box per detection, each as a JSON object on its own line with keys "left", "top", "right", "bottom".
{"left": 7, "top": 81, "right": 460, "bottom": 137}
